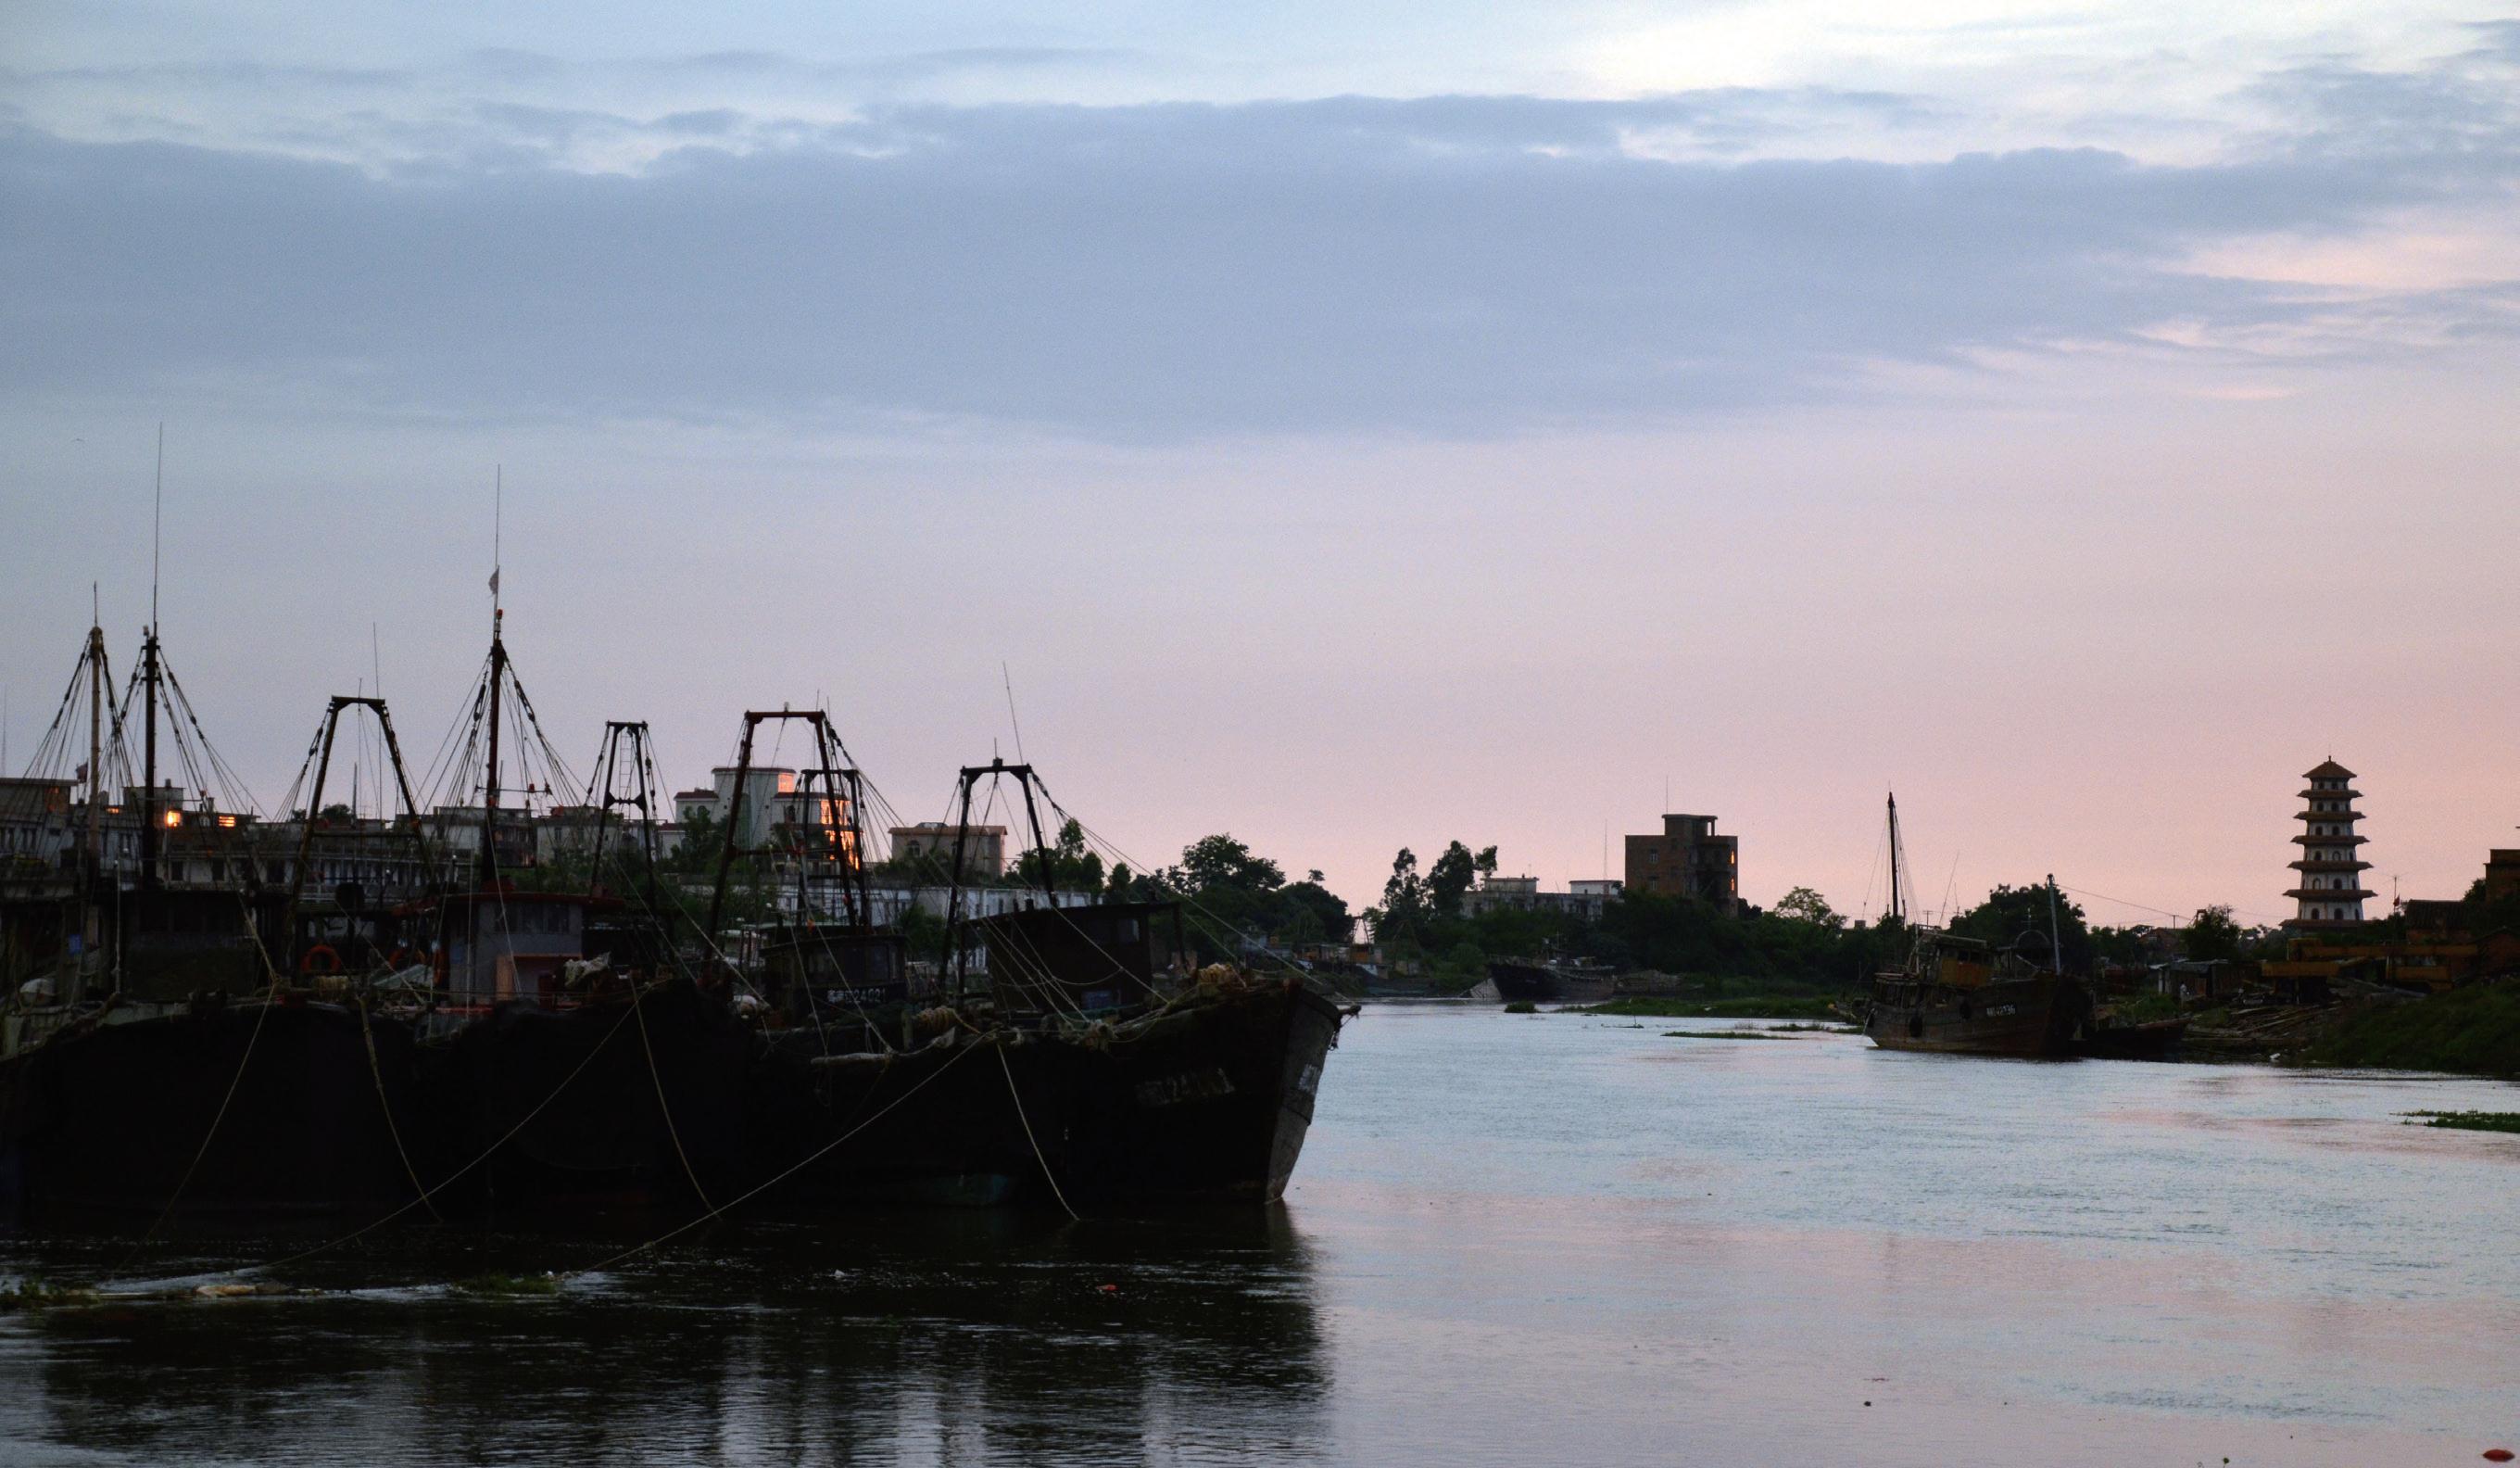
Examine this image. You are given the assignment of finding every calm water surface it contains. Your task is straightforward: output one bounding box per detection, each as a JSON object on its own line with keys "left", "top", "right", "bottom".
{"left": 5, "top": 1003, "right": 2517, "bottom": 1465}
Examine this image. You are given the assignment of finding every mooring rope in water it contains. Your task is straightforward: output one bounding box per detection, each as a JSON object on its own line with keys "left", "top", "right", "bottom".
{"left": 995, "top": 1041, "right": 1081, "bottom": 1222}
{"left": 130, "top": 978, "right": 658, "bottom": 1289}
{"left": 570, "top": 1029, "right": 989, "bottom": 1280}
{"left": 357, "top": 993, "right": 443, "bottom": 1224}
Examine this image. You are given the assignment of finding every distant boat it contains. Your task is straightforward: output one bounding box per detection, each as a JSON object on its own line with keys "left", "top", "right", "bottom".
{"left": 1485, "top": 957, "right": 1616, "bottom": 1004}
{"left": 1857, "top": 794, "right": 2093, "bottom": 1058}
{"left": 1861, "top": 929, "right": 2093, "bottom": 1057}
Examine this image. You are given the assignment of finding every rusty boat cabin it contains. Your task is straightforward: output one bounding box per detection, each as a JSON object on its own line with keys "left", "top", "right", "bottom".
{"left": 402, "top": 885, "right": 626, "bottom": 1014}
{"left": 759, "top": 924, "right": 910, "bottom": 1025}
{"left": 969, "top": 899, "right": 1191, "bottom": 1016}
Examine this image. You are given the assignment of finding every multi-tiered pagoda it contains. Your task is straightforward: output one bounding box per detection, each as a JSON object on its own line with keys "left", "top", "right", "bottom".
{"left": 2286, "top": 758, "right": 2373, "bottom": 928}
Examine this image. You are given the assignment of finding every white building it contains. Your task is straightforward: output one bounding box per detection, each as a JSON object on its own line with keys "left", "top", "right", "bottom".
{"left": 888, "top": 821, "right": 1007, "bottom": 878}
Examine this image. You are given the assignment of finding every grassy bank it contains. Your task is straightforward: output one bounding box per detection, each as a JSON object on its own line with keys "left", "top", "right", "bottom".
{"left": 1582, "top": 994, "right": 1846, "bottom": 1020}
{"left": 2404, "top": 1111, "right": 2520, "bottom": 1133}
{"left": 2301, "top": 983, "right": 2520, "bottom": 1079}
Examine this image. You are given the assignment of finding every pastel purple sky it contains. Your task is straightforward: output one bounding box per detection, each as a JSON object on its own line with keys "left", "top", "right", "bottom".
{"left": 4, "top": 3, "right": 2516, "bottom": 925}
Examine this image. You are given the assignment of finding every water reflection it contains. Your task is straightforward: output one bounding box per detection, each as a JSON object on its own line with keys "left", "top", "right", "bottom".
{"left": 3, "top": 1208, "right": 1327, "bottom": 1466}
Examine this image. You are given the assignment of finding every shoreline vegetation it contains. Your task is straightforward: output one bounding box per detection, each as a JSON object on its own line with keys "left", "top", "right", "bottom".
{"left": 2298, "top": 984, "right": 2520, "bottom": 1080}
{"left": 2403, "top": 1111, "right": 2520, "bottom": 1133}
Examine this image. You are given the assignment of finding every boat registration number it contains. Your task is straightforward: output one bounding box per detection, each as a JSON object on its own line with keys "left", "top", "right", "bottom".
{"left": 1135, "top": 1068, "right": 1237, "bottom": 1108}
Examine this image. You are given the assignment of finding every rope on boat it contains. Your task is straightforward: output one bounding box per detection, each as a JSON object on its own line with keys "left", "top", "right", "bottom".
{"left": 569, "top": 1028, "right": 989, "bottom": 1280}
{"left": 628, "top": 978, "right": 722, "bottom": 1221}
{"left": 356, "top": 993, "right": 443, "bottom": 1224}
{"left": 995, "top": 1041, "right": 1080, "bottom": 1221}
{"left": 134, "top": 980, "right": 658, "bottom": 1288}
{"left": 113, "top": 893, "right": 290, "bottom": 1270}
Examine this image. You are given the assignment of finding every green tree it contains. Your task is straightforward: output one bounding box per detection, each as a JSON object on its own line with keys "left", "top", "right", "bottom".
{"left": 1428, "top": 841, "right": 1478, "bottom": 918}
{"left": 1950, "top": 882, "right": 2091, "bottom": 970}
{"left": 1771, "top": 886, "right": 1844, "bottom": 930}
{"left": 1011, "top": 816, "right": 1105, "bottom": 892}
{"left": 1175, "top": 833, "right": 1285, "bottom": 894}
{"left": 1273, "top": 879, "right": 1353, "bottom": 944}
{"left": 2182, "top": 905, "right": 2243, "bottom": 962}
{"left": 1371, "top": 847, "right": 1432, "bottom": 949}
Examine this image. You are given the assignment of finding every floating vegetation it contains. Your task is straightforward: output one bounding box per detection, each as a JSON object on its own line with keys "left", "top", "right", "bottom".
{"left": 1764, "top": 1022, "right": 1858, "bottom": 1033}
{"left": 0, "top": 1279, "right": 100, "bottom": 1312}
{"left": 2401, "top": 1111, "right": 2520, "bottom": 1133}
{"left": 1502, "top": 1001, "right": 1537, "bottom": 1014}
{"left": 453, "top": 1272, "right": 564, "bottom": 1297}
{"left": 1661, "top": 1030, "right": 1786, "bottom": 1041}
{"left": 1587, "top": 995, "right": 1842, "bottom": 1020}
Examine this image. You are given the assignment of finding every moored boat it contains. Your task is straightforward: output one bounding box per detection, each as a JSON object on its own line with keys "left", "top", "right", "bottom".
{"left": 1857, "top": 794, "right": 2094, "bottom": 1059}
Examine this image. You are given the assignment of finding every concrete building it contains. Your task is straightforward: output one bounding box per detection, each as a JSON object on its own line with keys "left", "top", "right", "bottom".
{"left": 674, "top": 766, "right": 855, "bottom": 865}
{"left": 1624, "top": 814, "right": 1739, "bottom": 914}
{"left": 2286, "top": 759, "right": 2373, "bottom": 928}
{"left": 888, "top": 821, "right": 1007, "bottom": 878}
{"left": 1462, "top": 875, "right": 1625, "bottom": 921}
{"left": 2486, "top": 849, "right": 2520, "bottom": 904}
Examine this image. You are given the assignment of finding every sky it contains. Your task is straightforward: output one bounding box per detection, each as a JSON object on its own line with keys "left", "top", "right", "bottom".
{"left": 3, "top": 2, "right": 2517, "bottom": 929}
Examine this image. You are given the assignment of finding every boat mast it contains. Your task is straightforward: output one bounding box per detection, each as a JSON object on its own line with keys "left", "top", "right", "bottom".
{"left": 1885, "top": 791, "right": 1906, "bottom": 925}
{"left": 2046, "top": 873, "right": 2063, "bottom": 975}
{"left": 82, "top": 621, "right": 105, "bottom": 871}
{"left": 481, "top": 469, "right": 504, "bottom": 889}
{"left": 138, "top": 425, "right": 164, "bottom": 894}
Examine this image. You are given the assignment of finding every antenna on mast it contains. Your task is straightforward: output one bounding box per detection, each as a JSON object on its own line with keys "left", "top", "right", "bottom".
{"left": 490, "top": 463, "right": 503, "bottom": 624}
{"left": 1002, "top": 661, "right": 1027, "bottom": 764}
{"left": 151, "top": 422, "right": 163, "bottom": 633}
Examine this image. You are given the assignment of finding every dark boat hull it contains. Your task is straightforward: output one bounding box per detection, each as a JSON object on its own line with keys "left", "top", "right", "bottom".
{"left": 1486, "top": 961, "right": 1562, "bottom": 1002}
{"left": 1863, "top": 973, "right": 2092, "bottom": 1058}
{"left": 2, "top": 974, "right": 1347, "bottom": 1224}
{"left": 0, "top": 1001, "right": 422, "bottom": 1221}
{"left": 767, "top": 979, "right": 1348, "bottom": 1209}
{"left": 415, "top": 980, "right": 759, "bottom": 1210}
{"left": 1035, "top": 979, "right": 1345, "bottom": 1205}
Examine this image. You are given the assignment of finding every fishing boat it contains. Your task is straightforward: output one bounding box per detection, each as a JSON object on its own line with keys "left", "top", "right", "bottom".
{"left": 6, "top": 555, "right": 1350, "bottom": 1221}
{"left": 1858, "top": 794, "right": 2094, "bottom": 1059}
{"left": 1861, "top": 929, "right": 2094, "bottom": 1057}
{"left": 1484, "top": 957, "right": 1617, "bottom": 1003}
{"left": 0, "top": 620, "right": 426, "bottom": 1220}
{"left": 748, "top": 759, "right": 1350, "bottom": 1209}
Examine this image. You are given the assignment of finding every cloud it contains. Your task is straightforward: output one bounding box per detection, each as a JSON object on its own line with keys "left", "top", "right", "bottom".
{"left": 0, "top": 61, "right": 414, "bottom": 89}
{"left": 3, "top": 69, "right": 2514, "bottom": 439}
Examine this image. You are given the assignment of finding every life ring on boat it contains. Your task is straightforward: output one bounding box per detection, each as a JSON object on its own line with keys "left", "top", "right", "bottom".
{"left": 299, "top": 944, "right": 342, "bottom": 976}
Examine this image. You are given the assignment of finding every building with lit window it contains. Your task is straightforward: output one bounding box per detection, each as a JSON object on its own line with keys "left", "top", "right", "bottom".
{"left": 1623, "top": 813, "right": 1739, "bottom": 915}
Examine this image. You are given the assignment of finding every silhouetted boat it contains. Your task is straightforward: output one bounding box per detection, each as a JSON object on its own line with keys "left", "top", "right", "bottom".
{"left": 1484, "top": 957, "right": 1616, "bottom": 1003}
{"left": 1858, "top": 795, "right": 2093, "bottom": 1058}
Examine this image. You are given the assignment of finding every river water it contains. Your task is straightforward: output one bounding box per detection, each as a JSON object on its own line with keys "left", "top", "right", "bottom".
{"left": 4, "top": 1002, "right": 2516, "bottom": 1465}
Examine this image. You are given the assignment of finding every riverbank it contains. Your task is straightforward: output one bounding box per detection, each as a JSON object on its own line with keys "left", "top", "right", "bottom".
{"left": 2299, "top": 982, "right": 2520, "bottom": 1078}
